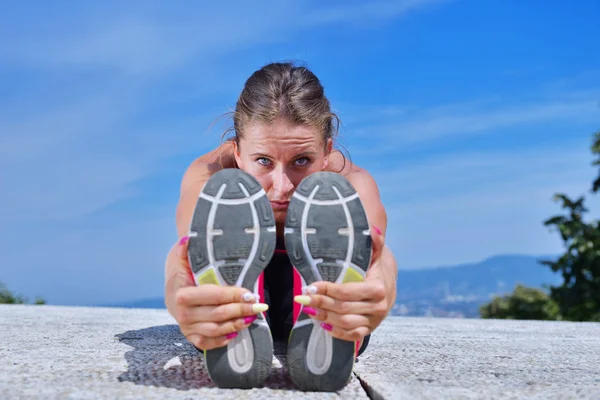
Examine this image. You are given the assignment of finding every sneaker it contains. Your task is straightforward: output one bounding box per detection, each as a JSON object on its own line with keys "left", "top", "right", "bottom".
{"left": 187, "top": 168, "right": 276, "bottom": 389}
{"left": 284, "top": 171, "right": 373, "bottom": 392}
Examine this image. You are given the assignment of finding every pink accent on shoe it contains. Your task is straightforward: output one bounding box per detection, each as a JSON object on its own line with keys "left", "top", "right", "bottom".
{"left": 320, "top": 323, "right": 333, "bottom": 331}
{"left": 302, "top": 307, "right": 317, "bottom": 316}
{"left": 225, "top": 332, "right": 238, "bottom": 340}
{"left": 179, "top": 236, "right": 189, "bottom": 245}
{"left": 258, "top": 271, "right": 264, "bottom": 305}
{"left": 293, "top": 267, "right": 302, "bottom": 324}
{"left": 372, "top": 225, "right": 381, "bottom": 235}
{"left": 244, "top": 315, "right": 257, "bottom": 325}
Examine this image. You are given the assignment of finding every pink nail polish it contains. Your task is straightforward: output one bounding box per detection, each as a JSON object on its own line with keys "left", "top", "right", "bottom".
{"left": 179, "top": 236, "right": 189, "bottom": 246}
{"left": 225, "top": 332, "right": 238, "bottom": 340}
{"left": 321, "top": 323, "right": 333, "bottom": 331}
{"left": 243, "top": 315, "right": 257, "bottom": 324}
{"left": 373, "top": 225, "right": 381, "bottom": 235}
{"left": 302, "top": 307, "right": 317, "bottom": 316}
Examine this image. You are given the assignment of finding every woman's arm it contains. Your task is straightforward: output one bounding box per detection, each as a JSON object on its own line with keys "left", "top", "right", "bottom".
{"left": 346, "top": 168, "right": 397, "bottom": 312}
{"left": 165, "top": 142, "right": 235, "bottom": 315}
{"left": 175, "top": 142, "right": 236, "bottom": 237}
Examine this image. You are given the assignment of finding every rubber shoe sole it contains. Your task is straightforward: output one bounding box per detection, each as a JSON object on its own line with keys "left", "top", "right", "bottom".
{"left": 187, "top": 168, "right": 276, "bottom": 389}
{"left": 284, "top": 171, "right": 373, "bottom": 392}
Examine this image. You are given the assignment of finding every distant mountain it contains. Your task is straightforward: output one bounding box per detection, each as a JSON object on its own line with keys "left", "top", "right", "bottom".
{"left": 393, "top": 254, "right": 562, "bottom": 318}
{"left": 102, "top": 297, "right": 166, "bottom": 309}
{"left": 101, "top": 254, "right": 563, "bottom": 318}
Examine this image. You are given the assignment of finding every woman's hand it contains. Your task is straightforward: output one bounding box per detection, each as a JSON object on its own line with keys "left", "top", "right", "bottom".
{"left": 165, "top": 236, "right": 269, "bottom": 351}
{"left": 293, "top": 225, "right": 397, "bottom": 342}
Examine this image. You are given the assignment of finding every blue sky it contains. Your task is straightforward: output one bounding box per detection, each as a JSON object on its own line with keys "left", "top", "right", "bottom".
{"left": 1, "top": 0, "right": 599, "bottom": 305}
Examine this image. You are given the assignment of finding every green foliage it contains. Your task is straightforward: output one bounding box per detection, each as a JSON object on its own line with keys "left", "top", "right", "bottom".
{"left": 0, "top": 283, "right": 26, "bottom": 304}
{"left": 540, "top": 131, "right": 600, "bottom": 322}
{"left": 480, "top": 284, "right": 560, "bottom": 320}
{"left": 480, "top": 131, "right": 600, "bottom": 322}
{"left": 592, "top": 131, "right": 600, "bottom": 193}
{"left": 0, "top": 282, "right": 45, "bottom": 305}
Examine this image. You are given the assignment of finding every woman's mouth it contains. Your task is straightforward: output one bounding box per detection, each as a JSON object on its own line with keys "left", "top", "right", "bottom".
{"left": 270, "top": 200, "right": 289, "bottom": 211}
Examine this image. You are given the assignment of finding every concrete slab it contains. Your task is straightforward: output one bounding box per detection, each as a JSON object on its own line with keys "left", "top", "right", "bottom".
{"left": 353, "top": 316, "right": 600, "bottom": 399}
{"left": 0, "top": 305, "right": 367, "bottom": 399}
{"left": 3, "top": 305, "right": 600, "bottom": 399}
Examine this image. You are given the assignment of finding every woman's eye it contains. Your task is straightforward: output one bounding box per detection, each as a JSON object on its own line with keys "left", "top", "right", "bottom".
{"left": 257, "top": 157, "right": 271, "bottom": 166}
{"left": 295, "top": 157, "right": 311, "bottom": 166}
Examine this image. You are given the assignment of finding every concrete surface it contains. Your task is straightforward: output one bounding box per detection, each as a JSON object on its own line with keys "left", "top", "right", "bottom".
{"left": 1, "top": 305, "right": 599, "bottom": 399}
{"left": 354, "top": 316, "right": 600, "bottom": 399}
{"left": 0, "top": 305, "right": 367, "bottom": 399}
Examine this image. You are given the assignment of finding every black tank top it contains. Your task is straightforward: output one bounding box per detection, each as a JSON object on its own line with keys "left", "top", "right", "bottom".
{"left": 263, "top": 239, "right": 294, "bottom": 342}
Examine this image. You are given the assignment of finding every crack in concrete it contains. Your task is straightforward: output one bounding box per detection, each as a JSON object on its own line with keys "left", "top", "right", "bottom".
{"left": 354, "top": 371, "right": 385, "bottom": 400}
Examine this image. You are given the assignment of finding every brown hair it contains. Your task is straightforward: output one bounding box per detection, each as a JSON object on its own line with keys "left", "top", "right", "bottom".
{"left": 220, "top": 61, "right": 350, "bottom": 170}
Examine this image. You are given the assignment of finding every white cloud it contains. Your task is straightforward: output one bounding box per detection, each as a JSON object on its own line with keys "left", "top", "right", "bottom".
{"left": 0, "top": 87, "right": 140, "bottom": 162}
{"left": 375, "top": 145, "right": 599, "bottom": 268}
{"left": 346, "top": 93, "right": 600, "bottom": 154}
{"left": 303, "top": 0, "right": 447, "bottom": 26}
{"left": 375, "top": 144, "right": 595, "bottom": 199}
{"left": 0, "top": 1, "right": 444, "bottom": 75}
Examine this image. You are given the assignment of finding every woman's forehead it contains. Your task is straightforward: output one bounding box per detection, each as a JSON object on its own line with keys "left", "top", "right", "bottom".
{"left": 241, "top": 120, "right": 322, "bottom": 148}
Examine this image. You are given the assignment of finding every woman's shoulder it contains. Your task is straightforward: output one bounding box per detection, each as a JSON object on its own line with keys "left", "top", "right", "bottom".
{"left": 327, "top": 150, "right": 382, "bottom": 199}
{"left": 327, "top": 149, "right": 361, "bottom": 176}
{"left": 176, "top": 142, "right": 237, "bottom": 236}
{"left": 327, "top": 150, "right": 377, "bottom": 184}
{"left": 329, "top": 156, "right": 387, "bottom": 231}
{"left": 180, "top": 142, "right": 236, "bottom": 192}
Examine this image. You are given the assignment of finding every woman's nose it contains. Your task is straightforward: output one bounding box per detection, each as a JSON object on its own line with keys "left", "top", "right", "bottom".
{"left": 273, "top": 169, "right": 294, "bottom": 194}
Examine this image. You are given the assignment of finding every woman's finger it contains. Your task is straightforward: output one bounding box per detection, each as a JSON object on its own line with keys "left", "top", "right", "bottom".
{"left": 186, "top": 332, "right": 237, "bottom": 352}
{"left": 309, "top": 279, "right": 387, "bottom": 302}
{"left": 295, "top": 293, "right": 378, "bottom": 316}
{"left": 175, "top": 284, "right": 257, "bottom": 307}
{"left": 304, "top": 307, "right": 371, "bottom": 332}
{"left": 176, "top": 235, "right": 191, "bottom": 261}
{"left": 318, "top": 322, "right": 371, "bottom": 343}
{"left": 178, "top": 301, "right": 269, "bottom": 324}
{"left": 182, "top": 316, "right": 253, "bottom": 341}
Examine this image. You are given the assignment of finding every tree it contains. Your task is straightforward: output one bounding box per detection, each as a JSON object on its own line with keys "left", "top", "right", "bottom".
{"left": 0, "top": 282, "right": 45, "bottom": 305}
{"left": 541, "top": 131, "right": 600, "bottom": 322}
{"left": 0, "top": 283, "right": 26, "bottom": 304}
{"left": 480, "top": 284, "right": 560, "bottom": 320}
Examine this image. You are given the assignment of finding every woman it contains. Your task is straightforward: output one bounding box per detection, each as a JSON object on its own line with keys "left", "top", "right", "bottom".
{"left": 164, "top": 62, "right": 398, "bottom": 392}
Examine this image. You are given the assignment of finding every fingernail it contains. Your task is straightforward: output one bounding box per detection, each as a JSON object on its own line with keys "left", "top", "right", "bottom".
{"left": 252, "top": 303, "right": 269, "bottom": 313}
{"left": 321, "top": 323, "right": 333, "bottom": 331}
{"left": 302, "top": 307, "right": 317, "bottom": 316}
{"left": 294, "top": 295, "right": 311, "bottom": 306}
{"left": 179, "top": 236, "right": 189, "bottom": 245}
{"left": 244, "top": 315, "right": 257, "bottom": 324}
{"left": 303, "top": 285, "right": 318, "bottom": 295}
{"left": 225, "top": 332, "right": 238, "bottom": 340}
{"left": 372, "top": 225, "right": 381, "bottom": 235}
{"left": 242, "top": 292, "right": 255, "bottom": 302}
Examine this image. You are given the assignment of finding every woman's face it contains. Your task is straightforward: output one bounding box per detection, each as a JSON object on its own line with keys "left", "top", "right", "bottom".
{"left": 234, "top": 118, "right": 332, "bottom": 224}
